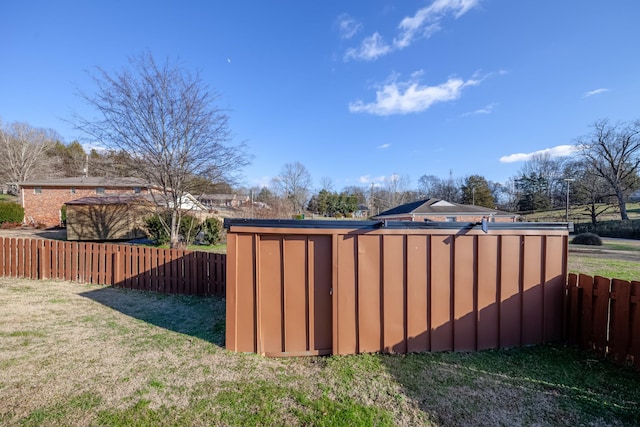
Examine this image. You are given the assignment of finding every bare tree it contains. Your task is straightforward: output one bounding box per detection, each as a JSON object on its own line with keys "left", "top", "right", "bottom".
{"left": 382, "top": 173, "right": 411, "bottom": 210}
{"left": 319, "top": 176, "right": 334, "bottom": 192}
{"left": 272, "top": 162, "right": 312, "bottom": 214}
{"left": 0, "top": 121, "right": 59, "bottom": 183}
{"left": 73, "top": 52, "right": 249, "bottom": 248}
{"left": 416, "top": 173, "right": 460, "bottom": 202}
{"left": 577, "top": 119, "right": 640, "bottom": 220}
{"left": 520, "top": 152, "right": 566, "bottom": 207}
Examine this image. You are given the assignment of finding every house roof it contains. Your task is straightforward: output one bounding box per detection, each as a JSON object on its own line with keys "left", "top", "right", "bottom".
{"left": 65, "top": 194, "right": 154, "bottom": 206}
{"left": 18, "top": 177, "right": 150, "bottom": 188}
{"left": 375, "top": 198, "right": 516, "bottom": 218}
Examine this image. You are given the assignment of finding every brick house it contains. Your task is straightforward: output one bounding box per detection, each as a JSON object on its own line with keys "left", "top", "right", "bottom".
{"left": 18, "top": 177, "right": 152, "bottom": 227}
{"left": 373, "top": 198, "right": 519, "bottom": 223}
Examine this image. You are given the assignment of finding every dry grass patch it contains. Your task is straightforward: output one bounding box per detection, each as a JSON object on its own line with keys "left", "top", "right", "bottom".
{"left": 0, "top": 278, "right": 638, "bottom": 426}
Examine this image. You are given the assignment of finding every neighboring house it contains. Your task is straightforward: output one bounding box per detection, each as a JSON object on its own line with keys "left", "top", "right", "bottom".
{"left": 353, "top": 204, "right": 370, "bottom": 219}
{"left": 65, "top": 195, "right": 153, "bottom": 241}
{"left": 374, "top": 198, "right": 519, "bottom": 223}
{"left": 18, "top": 177, "right": 152, "bottom": 227}
{"left": 157, "top": 192, "right": 210, "bottom": 221}
{"left": 197, "top": 193, "right": 249, "bottom": 209}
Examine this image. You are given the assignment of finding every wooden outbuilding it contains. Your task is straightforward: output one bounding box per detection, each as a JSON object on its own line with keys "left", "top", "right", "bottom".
{"left": 65, "top": 195, "right": 153, "bottom": 241}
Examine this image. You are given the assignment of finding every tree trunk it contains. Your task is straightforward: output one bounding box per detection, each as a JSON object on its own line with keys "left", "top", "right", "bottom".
{"left": 590, "top": 202, "right": 597, "bottom": 227}
{"left": 169, "top": 212, "right": 179, "bottom": 249}
{"left": 615, "top": 188, "right": 629, "bottom": 220}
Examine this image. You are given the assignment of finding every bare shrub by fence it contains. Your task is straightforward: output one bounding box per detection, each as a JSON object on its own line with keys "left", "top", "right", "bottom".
{"left": 0, "top": 237, "right": 225, "bottom": 296}
{"left": 566, "top": 273, "right": 640, "bottom": 369}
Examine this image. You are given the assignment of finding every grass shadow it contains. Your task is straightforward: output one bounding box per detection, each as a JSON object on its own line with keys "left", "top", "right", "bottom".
{"left": 79, "top": 286, "right": 226, "bottom": 346}
{"left": 380, "top": 344, "right": 640, "bottom": 426}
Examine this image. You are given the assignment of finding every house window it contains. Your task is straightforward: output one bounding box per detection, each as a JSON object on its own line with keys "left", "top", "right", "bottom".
{"left": 34, "top": 187, "right": 42, "bottom": 194}
{"left": 134, "top": 187, "right": 141, "bottom": 194}
{"left": 70, "top": 187, "right": 76, "bottom": 194}
{"left": 445, "top": 216, "right": 456, "bottom": 222}
{"left": 96, "top": 187, "right": 105, "bottom": 194}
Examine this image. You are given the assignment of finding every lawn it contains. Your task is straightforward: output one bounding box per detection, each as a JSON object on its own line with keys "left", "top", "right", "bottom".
{"left": 568, "top": 238, "right": 640, "bottom": 282}
{"left": 1, "top": 279, "right": 639, "bottom": 426}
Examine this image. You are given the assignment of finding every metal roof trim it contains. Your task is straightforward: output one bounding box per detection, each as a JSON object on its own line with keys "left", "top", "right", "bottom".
{"left": 223, "top": 218, "right": 572, "bottom": 231}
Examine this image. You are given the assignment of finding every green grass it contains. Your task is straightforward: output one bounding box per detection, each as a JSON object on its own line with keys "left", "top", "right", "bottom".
{"left": 603, "top": 242, "right": 640, "bottom": 251}
{"left": 525, "top": 202, "right": 640, "bottom": 223}
{"left": 2, "top": 279, "right": 640, "bottom": 426}
{"left": 568, "top": 256, "right": 640, "bottom": 282}
{"left": 0, "top": 194, "right": 18, "bottom": 203}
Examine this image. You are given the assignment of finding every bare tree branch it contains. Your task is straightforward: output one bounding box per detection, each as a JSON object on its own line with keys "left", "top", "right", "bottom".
{"left": 72, "top": 52, "right": 250, "bottom": 247}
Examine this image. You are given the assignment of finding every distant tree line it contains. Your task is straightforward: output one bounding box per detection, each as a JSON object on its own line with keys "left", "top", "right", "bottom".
{"left": 3, "top": 113, "right": 639, "bottom": 225}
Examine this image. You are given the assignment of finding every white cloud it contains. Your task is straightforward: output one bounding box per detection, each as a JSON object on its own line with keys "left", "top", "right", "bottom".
{"left": 349, "top": 74, "right": 479, "bottom": 116}
{"left": 252, "top": 176, "right": 272, "bottom": 188}
{"left": 583, "top": 88, "right": 609, "bottom": 98}
{"left": 345, "top": 0, "right": 480, "bottom": 61}
{"left": 499, "top": 145, "right": 579, "bottom": 163}
{"left": 377, "top": 143, "right": 391, "bottom": 149}
{"left": 337, "top": 14, "right": 362, "bottom": 39}
{"left": 462, "top": 102, "right": 497, "bottom": 116}
{"left": 344, "top": 32, "right": 391, "bottom": 61}
{"left": 358, "top": 175, "right": 386, "bottom": 185}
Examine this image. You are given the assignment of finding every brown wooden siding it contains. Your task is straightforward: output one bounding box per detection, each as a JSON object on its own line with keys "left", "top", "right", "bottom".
{"left": 225, "top": 221, "right": 569, "bottom": 357}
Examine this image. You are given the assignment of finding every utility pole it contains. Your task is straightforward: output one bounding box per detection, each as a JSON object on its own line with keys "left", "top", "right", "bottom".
{"left": 564, "top": 178, "right": 574, "bottom": 222}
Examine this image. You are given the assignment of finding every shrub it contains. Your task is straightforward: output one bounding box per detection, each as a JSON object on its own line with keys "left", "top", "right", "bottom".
{"left": 0, "top": 202, "right": 24, "bottom": 224}
{"left": 201, "top": 217, "right": 223, "bottom": 245}
{"left": 571, "top": 232, "right": 602, "bottom": 246}
{"left": 144, "top": 212, "right": 205, "bottom": 246}
{"left": 144, "top": 213, "right": 171, "bottom": 245}
{"left": 573, "top": 219, "right": 640, "bottom": 239}
{"left": 60, "top": 205, "right": 67, "bottom": 226}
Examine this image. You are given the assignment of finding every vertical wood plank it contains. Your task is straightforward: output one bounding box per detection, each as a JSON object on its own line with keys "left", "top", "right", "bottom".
{"left": 336, "top": 235, "right": 358, "bottom": 355}
{"left": 234, "top": 233, "right": 257, "bottom": 353}
{"left": 283, "top": 236, "right": 309, "bottom": 354}
{"left": 579, "top": 274, "right": 594, "bottom": 349}
{"left": 566, "top": 274, "right": 579, "bottom": 345}
{"left": 477, "top": 235, "right": 499, "bottom": 350}
{"left": 500, "top": 235, "right": 522, "bottom": 348}
{"left": 225, "top": 234, "right": 238, "bottom": 352}
{"left": 543, "top": 235, "right": 566, "bottom": 343}
{"left": 592, "top": 276, "right": 611, "bottom": 355}
{"left": 630, "top": 281, "right": 640, "bottom": 369}
{"left": 406, "top": 235, "right": 429, "bottom": 353}
{"left": 609, "top": 279, "right": 631, "bottom": 364}
{"left": 382, "top": 235, "right": 406, "bottom": 354}
{"left": 431, "top": 235, "right": 453, "bottom": 351}
{"left": 453, "top": 234, "right": 476, "bottom": 351}
{"left": 17, "top": 238, "right": 24, "bottom": 278}
{"left": 357, "top": 235, "right": 382, "bottom": 353}
{"left": 258, "top": 235, "right": 283, "bottom": 355}
{"left": 522, "top": 236, "right": 543, "bottom": 346}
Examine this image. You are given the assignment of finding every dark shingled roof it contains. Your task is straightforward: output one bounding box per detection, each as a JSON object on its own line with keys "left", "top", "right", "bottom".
{"left": 376, "top": 198, "right": 515, "bottom": 217}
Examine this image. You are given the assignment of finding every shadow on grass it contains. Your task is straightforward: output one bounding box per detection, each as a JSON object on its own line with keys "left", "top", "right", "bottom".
{"left": 79, "top": 286, "right": 226, "bottom": 347}
{"left": 381, "top": 344, "right": 640, "bottom": 426}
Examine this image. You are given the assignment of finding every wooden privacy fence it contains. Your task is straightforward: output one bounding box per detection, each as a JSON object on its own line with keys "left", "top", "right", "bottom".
{"left": 0, "top": 237, "right": 226, "bottom": 297}
{"left": 566, "top": 273, "right": 640, "bottom": 369}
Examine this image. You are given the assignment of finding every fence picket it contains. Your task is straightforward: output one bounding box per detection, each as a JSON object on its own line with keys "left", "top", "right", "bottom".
{"left": 1, "top": 237, "right": 225, "bottom": 296}
{"left": 610, "top": 279, "right": 631, "bottom": 364}
{"left": 631, "top": 281, "right": 640, "bottom": 369}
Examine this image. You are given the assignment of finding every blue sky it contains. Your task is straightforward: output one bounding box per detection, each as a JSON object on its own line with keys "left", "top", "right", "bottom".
{"left": 2, "top": 0, "right": 639, "bottom": 191}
